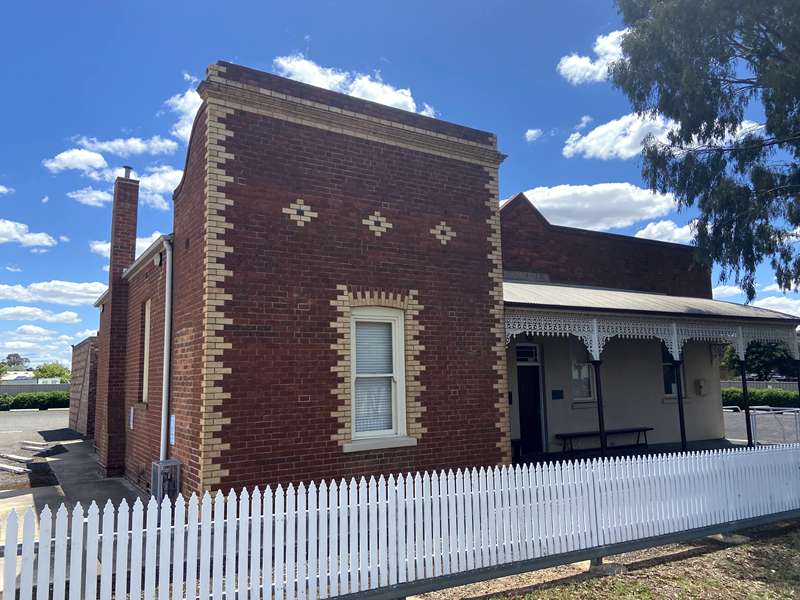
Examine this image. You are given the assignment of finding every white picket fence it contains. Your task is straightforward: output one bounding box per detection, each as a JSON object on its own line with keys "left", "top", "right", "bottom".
{"left": 3, "top": 445, "right": 800, "bottom": 599}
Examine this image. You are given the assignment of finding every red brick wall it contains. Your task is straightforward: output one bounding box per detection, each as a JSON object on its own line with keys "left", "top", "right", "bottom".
{"left": 123, "top": 260, "right": 166, "bottom": 490}
{"left": 169, "top": 106, "right": 209, "bottom": 494}
{"left": 205, "top": 83, "right": 505, "bottom": 490}
{"left": 94, "top": 177, "right": 139, "bottom": 476}
{"left": 69, "top": 336, "right": 97, "bottom": 436}
{"left": 500, "top": 195, "right": 712, "bottom": 298}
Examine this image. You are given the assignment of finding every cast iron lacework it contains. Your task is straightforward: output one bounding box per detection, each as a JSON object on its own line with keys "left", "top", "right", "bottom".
{"left": 430, "top": 221, "right": 456, "bottom": 245}
{"left": 362, "top": 211, "right": 393, "bottom": 237}
{"left": 504, "top": 308, "right": 799, "bottom": 361}
{"left": 282, "top": 199, "right": 319, "bottom": 227}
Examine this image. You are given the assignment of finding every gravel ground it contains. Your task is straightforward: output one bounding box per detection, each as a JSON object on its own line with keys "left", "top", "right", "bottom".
{"left": 414, "top": 521, "right": 800, "bottom": 599}
{"left": 0, "top": 409, "right": 72, "bottom": 491}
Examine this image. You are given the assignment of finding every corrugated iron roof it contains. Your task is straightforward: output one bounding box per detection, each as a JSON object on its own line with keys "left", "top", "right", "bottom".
{"left": 503, "top": 281, "right": 799, "bottom": 323}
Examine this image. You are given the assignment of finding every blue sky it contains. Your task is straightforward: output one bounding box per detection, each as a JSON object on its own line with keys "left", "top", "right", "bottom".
{"left": 0, "top": 0, "right": 796, "bottom": 366}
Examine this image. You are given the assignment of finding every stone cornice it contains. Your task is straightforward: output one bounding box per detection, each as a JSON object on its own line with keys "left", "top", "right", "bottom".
{"left": 198, "top": 66, "right": 505, "bottom": 168}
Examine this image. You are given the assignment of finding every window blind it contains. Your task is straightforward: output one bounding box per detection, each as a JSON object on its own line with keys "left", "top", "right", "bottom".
{"left": 354, "top": 321, "right": 393, "bottom": 433}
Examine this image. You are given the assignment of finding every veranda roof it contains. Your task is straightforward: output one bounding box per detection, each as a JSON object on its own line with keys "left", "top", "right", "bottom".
{"left": 502, "top": 280, "right": 799, "bottom": 361}
{"left": 503, "top": 281, "right": 798, "bottom": 323}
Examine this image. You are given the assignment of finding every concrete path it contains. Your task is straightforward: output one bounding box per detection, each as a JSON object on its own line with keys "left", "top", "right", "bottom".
{"left": 0, "top": 411, "right": 144, "bottom": 593}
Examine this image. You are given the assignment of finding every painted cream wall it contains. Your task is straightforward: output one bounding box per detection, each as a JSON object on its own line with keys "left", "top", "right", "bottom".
{"left": 507, "top": 336, "right": 724, "bottom": 452}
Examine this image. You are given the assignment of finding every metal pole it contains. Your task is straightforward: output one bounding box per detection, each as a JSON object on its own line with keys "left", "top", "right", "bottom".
{"left": 741, "top": 358, "right": 754, "bottom": 447}
{"left": 592, "top": 360, "right": 607, "bottom": 456}
{"left": 674, "top": 360, "right": 687, "bottom": 451}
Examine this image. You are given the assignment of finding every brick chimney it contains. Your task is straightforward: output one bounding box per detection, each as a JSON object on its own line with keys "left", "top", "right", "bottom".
{"left": 94, "top": 168, "right": 139, "bottom": 476}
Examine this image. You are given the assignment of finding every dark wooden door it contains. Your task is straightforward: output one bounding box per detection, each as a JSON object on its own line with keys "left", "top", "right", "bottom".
{"left": 517, "top": 365, "right": 543, "bottom": 454}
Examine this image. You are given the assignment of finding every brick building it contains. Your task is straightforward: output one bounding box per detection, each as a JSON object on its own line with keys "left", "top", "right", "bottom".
{"left": 87, "top": 62, "right": 799, "bottom": 496}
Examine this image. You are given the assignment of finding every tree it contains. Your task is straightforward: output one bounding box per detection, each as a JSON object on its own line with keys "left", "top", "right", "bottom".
{"left": 4, "top": 353, "right": 30, "bottom": 369}
{"left": 721, "top": 341, "right": 796, "bottom": 380}
{"left": 33, "top": 363, "right": 71, "bottom": 383}
{"left": 611, "top": 0, "right": 800, "bottom": 299}
{"left": 0, "top": 362, "right": 7, "bottom": 379}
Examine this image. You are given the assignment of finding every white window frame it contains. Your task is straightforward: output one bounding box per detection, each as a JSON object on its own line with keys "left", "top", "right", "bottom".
{"left": 660, "top": 343, "right": 686, "bottom": 398}
{"left": 350, "top": 306, "right": 407, "bottom": 440}
{"left": 569, "top": 339, "right": 595, "bottom": 402}
{"left": 141, "top": 298, "right": 152, "bottom": 404}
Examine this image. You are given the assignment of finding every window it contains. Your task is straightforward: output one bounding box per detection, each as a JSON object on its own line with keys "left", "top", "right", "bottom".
{"left": 351, "top": 307, "right": 406, "bottom": 439}
{"left": 570, "top": 339, "right": 594, "bottom": 401}
{"left": 661, "top": 344, "right": 685, "bottom": 397}
{"left": 141, "top": 299, "right": 152, "bottom": 403}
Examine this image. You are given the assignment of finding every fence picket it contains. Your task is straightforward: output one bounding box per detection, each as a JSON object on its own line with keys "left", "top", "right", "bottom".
{"left": 19, "top": 509, "right": 35, "bottom": 600}
{"left": 68, "top": 503, "right": 85, "bottom": 600}
{"left": 337, "top": 480, "right": 348, "bottom": 594}
{"left": 158, "top": 496, "right": 172, "bottom": 600}
{"left": 99, "top": 501, "right": 114, "bottom": 600}
{"left": 387, "top": 475, "right": 398, "bottom": 586}
{"left": 84, "top": 503, "right": 99, "bottom": 600}
{"left": 367, "top": 478, "right": 378, "bottom": 588}
{"left": 295, "top": 483, "right": 306, "bottom": 600}
{"left": 422, "top": 472, "right": 433, "bottom": 578}
{"left": 3, "top": 510, "right": 18, "bottom": 599}
{"left": 326, "top": 481, "right": 337, "bottom": 599}
{"left": 307, "top": 482, "right": 318, "bottom": 600}
{"left": 274, "top": 485, "right": 286, "bottom": 600}
{"left": 377, "top": 476, "right": 388, "bottom": 587}
{"left": 262, "top": 486, "right": 274, "bottom": 600}
{"left": 198, "top": 493, "right": 212, "bottom": 600}
{"left": 36, "top": 506, "right": 52, "bottom": 600}
{"left": 462, "top": 470, "right": 474, "bottom": 571}
{"left": 239, "top": 488, "right": 251, "bottom": 600}
{"left": 226, "top": 490, "right": 238, "bottom": 600}
{"left": 319, "top": 481, "right": 330, "bottom": 599}
{"left": 404, "top": 474, "right": 415, "bottom": 581}
{"left": 395, "top": 474, "right": 407, "bottom": 585}
{"left": 446, "top": 470, "right": 458, "bottom": 571}
{"left": 185, "top": 495, "right": 199, "bottom": 600}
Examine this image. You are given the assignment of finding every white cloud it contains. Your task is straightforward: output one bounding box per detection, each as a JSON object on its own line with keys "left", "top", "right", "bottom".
{"left": 14, "top": 325, "right": 55, "bottom": 337}
{"left": 752, "top": 296, "right": 800, "bottom": 317}
{"left": 634, "top": 220, "right": 694, "bottom": 244}
{"left": 557, "top": 29, "right": 627, "bottom": 85}
{"left": 711, "top": 285, "right": 743, "bottom": 299}
{"left": 89, "top": 230, "right": 164, "bottom": 259}
{"left": 165, "top": 87, "right": 202, "bottom": 143}
{"left": 41, "top": 196, "right": 49, "bottom": 204}
{"left": 66, "top": 187, "right": 112, "bottom": 207}
{"left": 524, "top": 128, "right": 544, "bottom": 143}
{"left": 0, "top": 280, "right": 107, "bottom": 306}
{"left": 59, "top": 235, "right": 70, "bottom": 243}
{"left": 0, "top": 219, "right": 57, "bottom": 248}
{"left": 138, "top": 166, "right": 182, "bottom": 210}
{"left": 5, "top": 265, "right": 21, "bottom": 273}
{"left": 761, "top": 283, "right": 782, "bottom": 293}
{"left": 575, "top": 115, "right": 593, "bottom": 130}
{"left": 273, "top": 54, "right": 435, "bottom": 116}
{"left": 0, "top": 306, "right": 80, "bottom": 323}
{"left": 30, "top": 248, "right": 49, "bottom": 254}
{"left": 76, "top": 135, "right": 178, "bottom": 157}
{"left": 564, "top": 113, "right": 763, "bottom": 161}
{"left": 43, "top": 148, "right": 107, "bottom": 174}
{"left": 521, "top": 183, "right": 674, "bottom": 231}
{"left": 563, "top": 112, "right": 673, "bottom": 160}
{"left": 0, "top": 184, "right": 13, "bottom": 195}
{"left": 75, "top": 328, "right": 97, "bottom": 338}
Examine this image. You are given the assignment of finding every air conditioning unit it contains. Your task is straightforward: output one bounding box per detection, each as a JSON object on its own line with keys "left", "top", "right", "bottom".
{"left": 151, "top": 459, "right": 181, "bottom": 503}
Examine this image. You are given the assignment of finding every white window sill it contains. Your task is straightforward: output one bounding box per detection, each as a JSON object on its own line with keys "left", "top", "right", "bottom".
{"left": 343, "top": 436, "right": 418, "bottom": 453}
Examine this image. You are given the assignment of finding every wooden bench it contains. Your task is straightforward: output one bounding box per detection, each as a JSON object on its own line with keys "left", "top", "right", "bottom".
{"left": 555, "top": 427, "right": 654, "bottom": 453}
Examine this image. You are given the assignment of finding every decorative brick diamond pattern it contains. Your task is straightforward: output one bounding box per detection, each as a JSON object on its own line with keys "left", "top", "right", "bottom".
{"left": 330, "top": 286, "right": 426, "bottom": 446}
{"left": 282, "top": 198, "right": 319, "bottom": 227}
{"left": 430, "top": 221, "right": 456, "bottom": 245}
{"left": 362, "top": 211, "right": 393, "bottom": 237}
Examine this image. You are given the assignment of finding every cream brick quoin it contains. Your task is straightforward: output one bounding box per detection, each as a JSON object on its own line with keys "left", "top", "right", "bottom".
{"left": 484, "top": 165, "right": 512, "bottom": 464}
{"left": 199, "top": 63, "right": 236, "bottom": 489}
{"left": 330, "top": 286, "right": 426, "bottom": 446}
